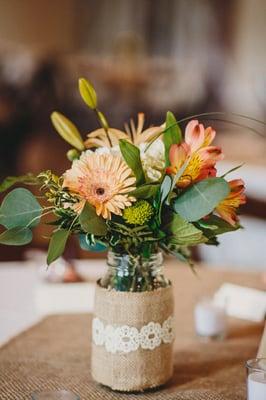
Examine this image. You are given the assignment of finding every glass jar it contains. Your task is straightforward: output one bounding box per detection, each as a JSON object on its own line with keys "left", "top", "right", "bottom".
{"left": 100, "top": 250, "right": 170, "bottom": 292}
{"left": 246, "top": 358, "right": 266, "bottom": 400}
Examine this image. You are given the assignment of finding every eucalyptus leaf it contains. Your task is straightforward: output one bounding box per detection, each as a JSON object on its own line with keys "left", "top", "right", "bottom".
{"left": 47, "top": 229, "right": 70, "bottom": 265}
{"left": 163, "top": 212, "right": 206, "bottom": 246}
{"left": 0, "top": 227, "right": 32, "bottom": 245}
{"left": 0, "top": 188, "right": 42, "bottom": 229}
{"left": 0, "top": 174, "right": 38, "bottom": 193}
{"left": 78, "top": 78, "right": 97, "bottom": 109}
{"left": 164, "top": 111, "right": 182, "bottom": 166}
{"left": 79, "top": 203, "right": 107, "bottom": 236}
{"left": 173, "top": 178, "right": 230, "bottom": 222}
{"left": 160, "top": 175, "right": 172, "bottom": 205}
{"left": 153, "top": 175, "right": 172, "bottom": 224}
{"left": 51, "top": 112, "right": 85, "bottom": 151}
{"left": 119, "top": 139, "right": 145, "bottom": 185}
{"left": 130, "top": 184, "right": 160, "bottom": 199}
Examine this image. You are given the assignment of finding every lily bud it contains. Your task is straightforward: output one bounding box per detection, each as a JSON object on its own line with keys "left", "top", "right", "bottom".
{"left": 97, "top": 111, "right": 109, "bottom": 130}
{"left": 51, "top": 112, "right": 85, "bottom": 151}
{"left": 79, "top": 78, "right": 97, "bottom": 109}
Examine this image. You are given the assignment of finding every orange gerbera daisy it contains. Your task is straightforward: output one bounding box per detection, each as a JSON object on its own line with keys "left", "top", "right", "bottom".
{"left": 215, "top": 179, "right": 246, "bottom": 225}
{"left": 63, "top": 152, "right": 136, "bottom": 219}
{"left": 166, "top": 120, "right": 223, "bottom": 187}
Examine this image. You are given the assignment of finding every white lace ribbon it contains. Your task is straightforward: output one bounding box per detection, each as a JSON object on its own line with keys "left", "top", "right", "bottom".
{"left": 92, "top": 315, "right": 175, "bottom": 354}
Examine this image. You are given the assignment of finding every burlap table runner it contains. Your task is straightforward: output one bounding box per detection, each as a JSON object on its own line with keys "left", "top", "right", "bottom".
{"left": 0, "top": 265, "right": 264, "bottom": 399}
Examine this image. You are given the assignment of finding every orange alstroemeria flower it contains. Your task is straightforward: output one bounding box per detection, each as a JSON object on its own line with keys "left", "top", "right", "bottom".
{"left": 166, "top": 120, "right": 223, "bottom": 187}
{"left": 215, "top": 179, "right": 246, "bottom": 226}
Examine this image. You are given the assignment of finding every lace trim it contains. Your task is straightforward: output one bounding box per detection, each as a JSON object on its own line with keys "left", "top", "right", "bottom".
{"left": 92, "top": 315, "right": 175, "bottom": 354}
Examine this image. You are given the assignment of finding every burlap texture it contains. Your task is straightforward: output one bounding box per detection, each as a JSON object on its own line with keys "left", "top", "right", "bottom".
{"left": 0, "top": 265, "right": 265, "bottom": 399}
{"left": 91, "top": 284, "right": 174, "bottom": 391}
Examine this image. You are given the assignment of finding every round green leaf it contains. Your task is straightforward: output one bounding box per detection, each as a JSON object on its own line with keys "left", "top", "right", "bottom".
{"left": 0, "top": 227, "right": 33, "bottom": 245}
{"left": 173, "top": 178, "right": 230, "bottom": 222}
{"left": 0, "top": 188, "right": 42, "bottom": 229}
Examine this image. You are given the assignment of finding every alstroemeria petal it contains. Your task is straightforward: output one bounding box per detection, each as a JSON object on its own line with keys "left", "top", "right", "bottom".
{"left": 185, "top": 120, "right": 205, "bottom": 152}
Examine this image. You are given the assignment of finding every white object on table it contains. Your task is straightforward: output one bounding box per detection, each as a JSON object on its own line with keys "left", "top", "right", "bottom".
{"left": 35, "top": 282, "right": 96, "bottom": 315}
{"left": 214, "top": 283, "right": 266, "bottom": 322}
{"left": 194, "top": 298, "right": 227, "bottom": 338}
{"left": 247, "top": 372, "right": 266, "bottom": 400}
{"left": 0, "top": 259, "right": 105, "bottom": 346}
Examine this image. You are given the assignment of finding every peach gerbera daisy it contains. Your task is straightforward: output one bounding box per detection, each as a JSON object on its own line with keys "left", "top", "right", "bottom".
{"left": 63, "top": 152, "right": 136, "bottom": 219}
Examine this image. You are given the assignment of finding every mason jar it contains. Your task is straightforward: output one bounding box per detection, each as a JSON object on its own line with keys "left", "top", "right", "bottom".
{"left": 100, "top": 250, "right": 170, "bottom": 292}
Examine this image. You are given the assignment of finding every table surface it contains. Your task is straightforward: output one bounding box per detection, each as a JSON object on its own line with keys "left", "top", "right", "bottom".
{"left": 0, "top": 263, "right": 265, "bottom": 400}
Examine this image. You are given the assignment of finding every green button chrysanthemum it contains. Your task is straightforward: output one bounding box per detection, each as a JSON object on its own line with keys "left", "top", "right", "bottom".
{"left": 123, "top": 200, "right": 154, "bottom": 225}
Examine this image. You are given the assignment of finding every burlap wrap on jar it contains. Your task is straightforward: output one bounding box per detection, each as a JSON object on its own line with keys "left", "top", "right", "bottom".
{"left": 91, "top": 282, "right": 175, "bottom": 391}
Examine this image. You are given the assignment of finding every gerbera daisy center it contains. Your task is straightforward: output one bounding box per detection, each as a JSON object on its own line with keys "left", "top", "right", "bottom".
{"left": 96, "top": 187, "right": 105, "bottom": 196}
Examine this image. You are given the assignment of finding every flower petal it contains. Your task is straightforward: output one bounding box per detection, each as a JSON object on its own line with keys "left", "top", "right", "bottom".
{"left": 185, "top": 120, "right": 205, "bottom": 152}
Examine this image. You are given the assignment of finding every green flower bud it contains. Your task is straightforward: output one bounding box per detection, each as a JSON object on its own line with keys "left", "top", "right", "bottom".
{"left": 67, "top": 149, "right": 80, "bottom": 161}
{"left": 97, "top": 111, "right": 109, "bottom": 130}
{"left": 51, "top": 112, "right": 85, "bottom": 151}
{"left": 79, "top": 77, "right": 97, "bottom": 109}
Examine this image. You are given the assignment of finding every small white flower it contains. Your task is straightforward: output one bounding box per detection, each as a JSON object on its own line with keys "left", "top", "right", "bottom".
{"left": 162, "top": 316, "right": 175, "bottom": 344}
{"left": 116, "top": 325, "right": 139, "bottom": 353}
{"left": 140, "top": 322, "right": 162, "bottom": 350}
{"left": 92, "top": 318, "right": 105, "bottom": 346}
{"left": 139, "top": 139, "right": 165, "bottom": 182}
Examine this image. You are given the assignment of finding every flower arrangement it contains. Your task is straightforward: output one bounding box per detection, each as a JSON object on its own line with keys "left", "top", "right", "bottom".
{"left": 0, "top": 78, "right": 246, "bottom": 291}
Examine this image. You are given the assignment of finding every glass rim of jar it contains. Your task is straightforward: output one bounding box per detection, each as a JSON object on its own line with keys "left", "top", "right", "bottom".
{"left": 246, "top": 358, "right": 266, "bottom": 373}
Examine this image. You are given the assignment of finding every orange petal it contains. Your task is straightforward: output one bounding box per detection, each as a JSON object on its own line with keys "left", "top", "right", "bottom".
{"left": 203, "top": 126, "right": 216, "bottom": 147}
{"left": 169, "top": 143, "right": 190, "bottom": 169}
{"left": 185, "top": 120, "right": 205, "bottom": 152}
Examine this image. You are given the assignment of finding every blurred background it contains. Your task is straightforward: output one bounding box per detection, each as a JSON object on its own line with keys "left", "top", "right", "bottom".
{"left": 0, "top": 0, "right": 265, "bottom": 270}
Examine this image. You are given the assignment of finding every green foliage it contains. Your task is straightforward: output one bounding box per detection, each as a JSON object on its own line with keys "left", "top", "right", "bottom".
{"left": 79, "top": 234, "right": 107, "bottom": 252}
{"left": 164, "top": 111, "right": 182, "bottom": 166}
{"left": 47, "top": 229, "right": 70, "bottom": 265}
{"left": 196, "top": 215, "right": 240, "bottom": 237}
{"left": 160, "top": 242, "right": 194, "bottom": 268}
{"left": 79, "top": 203, "right": 107, "bottom": 236}
{"left": 173, "top": 178, "right": 230, "bottom": 222}
{"left": 78, "top": 78, "right": 97, "bottom": 109}
{"left": 0, "top": 188, "right": 42, "bottom": 229}
{"left": 0, "top": 174, "right": 38, "bottom": 193}
{"left": 51, "top": 112, "right": 85, "bottom": 151}
{"left": 119, "top": 140, "right": 145, "bottom": 185}
{"left": 0, "top": 227, "right": 33, "bottom": 245}
{"left": 162, "top": 211, "right": 206, "bottom": 246}
{"left": 130, "top": 184, "right": 160, "bottom": 199}
{"left": 154, "top": 175, "right": 172, "bottom": 223}
{"left": 221, "top": 163, "right": 244, "bottom": 178}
